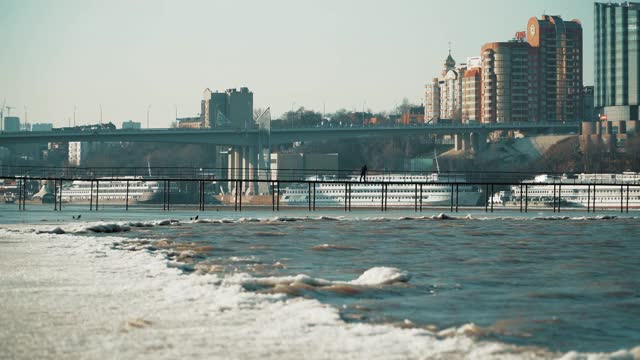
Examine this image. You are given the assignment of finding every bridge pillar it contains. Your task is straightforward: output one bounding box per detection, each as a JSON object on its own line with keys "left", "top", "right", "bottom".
{"left": 232, "top": 146, "right": 242, "bottom": 194}
{"left": 470, "top": 131, "right": 489, "bottom": 154}
{"left": 252, "top": 146, "right": 260, "bottom": 194}
{"left": 454, "top": 134, "right": 463, "bottom": 151}
{"left": 470, "top": 132, "right": 479, "bottom": 154}
{"left": 240, "top": 146, "right": 249, "bottom": 195}
{"left": 227, "top": 149, "right": 235, "bottom": 194}
{"left": 461, "top": 135, "right": 468, "bottom": 152}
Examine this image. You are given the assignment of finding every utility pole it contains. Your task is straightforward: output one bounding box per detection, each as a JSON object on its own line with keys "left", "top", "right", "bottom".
{"left": 5, "top": 105, "right": 15, "bottom": 131}
{"left": 99, "top": 104, "right": 103, "bottom": 124}
{"left": 73, "top": 105, "right": 77, "bottom": 126}
{"left": 1, "top": 99, "right": 5, "bottom": 131}
{"left": 146, "top": 105, "right": 151, "bottom": 129}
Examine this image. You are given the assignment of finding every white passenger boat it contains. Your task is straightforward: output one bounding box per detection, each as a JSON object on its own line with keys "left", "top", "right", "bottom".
{"left": 59, "top": 177, "right": 174, "bottom": 204}
{"left": 506, "top": 173, "right": 640, "bottom": 209}
{"left": 281, "top": 173, "right": 483, "bottom": 208}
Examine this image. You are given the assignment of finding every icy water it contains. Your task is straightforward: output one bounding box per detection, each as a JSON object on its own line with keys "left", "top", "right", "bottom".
{"left": 2, "top": 204, "right": 640, "bottom": 354}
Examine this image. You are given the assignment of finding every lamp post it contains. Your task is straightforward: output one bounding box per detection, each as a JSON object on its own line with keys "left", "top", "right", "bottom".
{"left": 146, "top": 105, "right": 151, "bottom": 129}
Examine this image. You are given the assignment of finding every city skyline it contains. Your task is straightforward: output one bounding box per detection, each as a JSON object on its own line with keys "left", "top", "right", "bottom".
{"left": 1, "top": 0, "right": 592, "bottom": 126}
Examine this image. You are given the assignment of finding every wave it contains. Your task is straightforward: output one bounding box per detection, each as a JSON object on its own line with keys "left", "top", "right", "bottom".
{"left": 228, "top": 266, "right": 410, "bottom": 290}
{"left": 21, "top": 211, "right": 635, "bottom": 237}
{"left": 311, "top": 243, "right": 359, "bottom": 251}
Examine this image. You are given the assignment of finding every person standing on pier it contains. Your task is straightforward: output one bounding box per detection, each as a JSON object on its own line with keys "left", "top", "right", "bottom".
{"left": 360, "top": 164, "right": 368, "bottom": 182}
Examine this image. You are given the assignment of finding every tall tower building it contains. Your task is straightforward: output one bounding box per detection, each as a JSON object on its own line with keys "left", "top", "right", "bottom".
{"left": 527, "top": 15, "right": 583, "bottom": 122}
{"left": 201, "top": 87, "right": 253, "bottom": 129}
{"left": 595, "top": 2, "right": 640, "bottom": 122}
{"left": 424, "top": 52, "right": 465, "bottom": 123}
{"left": 424, "top": 79, "right": 440, "bottom": 122}
{"left": 462, "top": 67, "right": 482, "bottom": 122}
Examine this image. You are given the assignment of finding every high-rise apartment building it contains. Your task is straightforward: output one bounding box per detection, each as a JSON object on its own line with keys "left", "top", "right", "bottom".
{"left": 594, "top": 2, "right": 640, "bottom": 121}
{"left": 68, "top": 142, "right": 90, "bottom": 166}
{"left": 583, "top": 86, "right": 596, "bottom": 121}
{"left": 424, "top": 52, "right": 465, "bottom": 122}
{"left": 481, "top": 41, "right": 538, "bottom": 123}
{"left": 462, "top": 67, "right": 482, "bottom": 122}
{"left": 461, "top": 57, "right": 482, "bottom": 122}
{"left": 424, "top": 79, "right": 440, "bottom": 122}
{"left": 527, "top": 15, "right": 583, "bottom": 122}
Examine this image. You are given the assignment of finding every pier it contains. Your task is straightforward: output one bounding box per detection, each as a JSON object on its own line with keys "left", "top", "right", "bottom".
{"left": 2, "top": 166, "right": 639, "bottom": 214}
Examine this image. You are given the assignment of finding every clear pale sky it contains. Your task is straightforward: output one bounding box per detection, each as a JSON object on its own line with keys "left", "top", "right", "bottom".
{"left": 1, "top": 0, "right": 593, "bottom": 127}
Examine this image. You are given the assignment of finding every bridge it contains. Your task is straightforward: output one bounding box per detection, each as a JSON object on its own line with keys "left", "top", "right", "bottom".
{"left": 0, "top": 121, "right": 578, "bottom": 146}
{"left": 0, "top": 121, "right": 580, "bottom": 194}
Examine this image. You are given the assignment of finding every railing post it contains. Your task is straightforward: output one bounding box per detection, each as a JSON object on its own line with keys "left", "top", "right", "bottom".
{"left": 162, "top": 181, "right": 166, "bottom": 211}
{"left": 234, "top": 181, "right": 238, "bottom": 212}
{"left": 485, "top": 184, "right": 489, "bottom": 212}
{"left": 198, "top": 180, "right": 202, "bottom": 212}
{"left": 519, "top": 184, "right": 523, "bottom": 213}
{"left": 95, "top": 180, "right": 98, "bottom": 211}
{"left": 620, "top": 185, "right": 624, "bottom": 213}
{"left": 558, "top": 184, "right": 562, "bottom": 213}
{"left": 450, "top": 184, "right": 454, "bottom": 212}
{"left": 587, "top": 185, "right": 591, "bottom": 213}
{"left": 627, "top": 184, "right": 630, "bottom": 213}
{"left": 271, "top": 181, "right": 275, "bottom": 212}
{"left": 308, "top": 182, "right": 312, "bottom": 211}
{"left": 202, "top": 180, "right": 206, "bottom": 211}
{"left": 490, "top": 184, "right": 494, "bottom": 213}
{"left": 18, "top": 178, "right": 22, "bottom": 211}
{"left": 125, "top": 180, "right": 129, "bottom": 211}
{"left": 525, "top": 184, "right": 528, "bottom": 213}
{"left": 455, "top": 183, "right": 459, "bottom": 213}
{"left": 349, "top": 183, "right": 352, "bottom": 211}
{"left": 58, "top": 180, "right": 63, "bottom": 211}
{"left": 344, "top": 182, "right": 348, "bottom": 212}
{"left": 53, "top": 179, "right": 58, "bottom": 211}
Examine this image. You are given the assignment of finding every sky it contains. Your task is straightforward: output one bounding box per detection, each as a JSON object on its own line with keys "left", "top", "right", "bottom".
{"left": 1, "top": 0, "right": 593, "bottom": 127}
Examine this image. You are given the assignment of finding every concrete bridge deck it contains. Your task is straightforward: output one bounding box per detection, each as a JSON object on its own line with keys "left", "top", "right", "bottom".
{"left": 0, "top": 122, "right": 579, "bottom": 146}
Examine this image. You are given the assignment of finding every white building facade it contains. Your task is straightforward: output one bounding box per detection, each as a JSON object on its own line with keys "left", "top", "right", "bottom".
{"left": 68, "top": 142, "right": 90, "bottom": 166}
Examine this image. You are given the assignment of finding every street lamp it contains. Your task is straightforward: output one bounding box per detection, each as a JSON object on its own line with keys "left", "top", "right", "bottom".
{"left": 146, "top": 105, "right": 151, "bottom": 129}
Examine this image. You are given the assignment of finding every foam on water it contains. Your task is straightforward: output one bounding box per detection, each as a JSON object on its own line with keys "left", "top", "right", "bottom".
{"left": 27, "top": 213, "right": 629, "bottom": 234}
{"left": 1, "top": 223, "right": 639, "bottom": 359}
